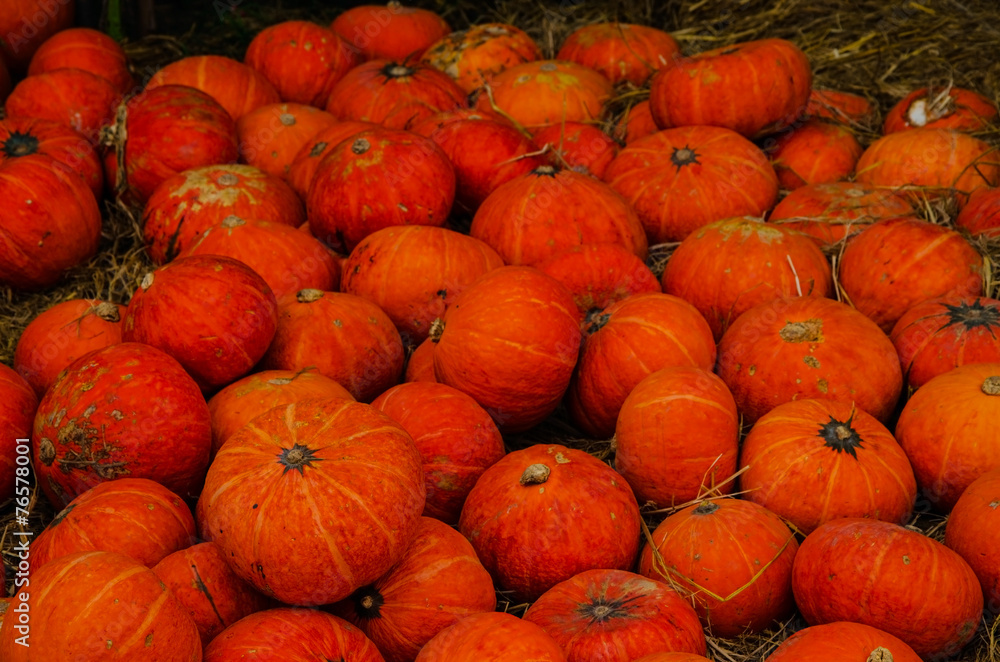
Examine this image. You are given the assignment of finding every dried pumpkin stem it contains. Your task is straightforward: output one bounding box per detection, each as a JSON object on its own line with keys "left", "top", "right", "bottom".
{"left": 520, "top": 463, "right": 551, "bottom": 485}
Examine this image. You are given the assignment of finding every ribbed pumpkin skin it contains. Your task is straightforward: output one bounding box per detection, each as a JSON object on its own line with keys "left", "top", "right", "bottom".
{"left": 0, "top": 551, "right": 202, "bottom": 661}
{"left": 307, "top": 127, "right": 455, "bottom": 252}
{"left": 767, "top": 181, "right": 913, "bottom": 246}
{"left": 122, "top": 255, "right": 279, "bottom": 392}
{"left": 792, "top": 518, "right": 983, "bottom": 659}
{"left": 0, "top": 364, "right": 37, "bottom": 503}
{"left": 146, "top": 55, "right": 281, "bottom": 121}
{"left": 618, "top": 100, "right": 658, "bottom": 144}
{"left": 405, "top": 338, "right": 436, "bottom": 383}
{"left": 197, "top": 399, "right": 426, "bottom": 606}
{"left": 603, "top": 125, "right": 779, "bottom": 243}
{"left": 415, "top": 611, "right": 566, "bottom": 662}
{"left": 767, "top": 118, "right": 863, "bottom": 190}
{"left": 286, "top": 121, "right": 379, "bottom": 200}
{"left": 739, "top": 399, "right": 917, "bottom": 535}
{"left": 263, "top": 290, "right": 404, "bottom": 402}
{"left": 806, "top": 88, "right": 876, "bottom": 124}
{"left": 107, "top": 85, "right": 240, "bottom": 205}
{"left": 4, "top": 67, "right": 119, "bottom": 139}
{"left": 838, "top": 216, "right": 983, "bottom": 333}
{"left": 14, "top": 298, "right": 123, "bottom": 397}
{"left": 326, "top": 60, "right": 466, "bottom": 129}
{"left": 0, "top": 0, "right": 76, "bottom": 74}
{"left": 341, "top": 226, "right": 504, "bottom": 345}
{"left": 567, "top": 292, "right": 717, "bottom": 440}
{"left": 244, "top": 20, "right": 356, "bottom": 107}
{"left": 615, "top": 367, "right": 739, "bottom": 508}
{"left": 557, "top": 23, "right": 680, "bottom": 86}
{"left": 471, "top": 166, "right": 647, "bottom": 267}
{"left": 236, "top": 103, "right": 339, "bottom": 178}
{"left": 421, "top": 22, "right": 542, "bottom": 92}
{"left": 332, "top": 3, "right": 450, "bottom": 62}
{"left": 531, "top": 122, "right": 619, "bottom": 179}
{"left": 895, "top": 363, "right": 1000, "bottom": 512}
{"left": 661, "top": 217, "right": 832, "bottom": 341}
{"left": 332, "top": 517, "right": 496, "bottom": 662}
{"left": 153, "top": 542, "right": 270, "bottom": 647}
{"left": 0, "top": 153, "right": 101, "bottom": 291}
{"left": 883, "top": 86, "right": 998, "bottom": 134}
{"left": 32, "top": 478, "right": 196, "bottom": 572}
{"left": 28, "top": 27, "right": 134, "bottom": 94}
{"left": 142, "top": 164, "right": 305, "bottom": 264}
{"left": 523, "top": 569, "right": 707, "bottom": 662}
{"left": 32, "top": 343, "right": 212, "bottom": 509}
{"left": 638, "top": 499, "right": 799, "bottom": 638}
{"left": 945, "top": 468, "right": 1000, "bottom": 612}
{"left": 473, "top": 60, "right": 613, "bottom": 132}
{"left": 956, "top": 187, "right": 1000, "bottom": 237}
{"left": 649, "top": 38, "right": 812, "bottom": 138}
{"left": 459, "top": 444, "right": 641, "bottom": 603}
{"left": 716, "top": 296, "right": 903, "bottom": 425}
{"left": 207, "top": 369, "right": 354, "bottom": 458}
{"left": 891, "top": 296, "right": 1000, "bottom": 390}
{"left": 0, "top": 116, "right": 104, "bottom": 198}
{"left": 764, "top": 622, "right": 923, "bottom": 662}
{"left": 432, "top": 266, "right": 582, "bottom": 433}
{"left": 204, "top": 608, "right": 384, "bottom": 661}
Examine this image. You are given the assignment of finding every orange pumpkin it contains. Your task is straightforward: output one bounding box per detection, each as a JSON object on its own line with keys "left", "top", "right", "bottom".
{"left": 0, "top": 365, "right": 36, "bottom": 505}
{"left": 414, "top": 611, "right": 566, "bottom": 662}
{"left": 955, "top": 186, "right": 1000, "bottom": 237}
{"left": 532, "top": 122, "right": 619, "bottom": 178}
{"left": 27, "top": 27, "right": 134, "bottom": 94}
{"left": 146, "top": 54, "right": 281, "bottom": 121}
{"left": 805, "top": 88, "right": 876, "bottom": 125}
{"left": 332, "top": 2, "right": 451, "bottom": 62}
{"left": 405, "top": 338, "right": 436, "bottom": 383}
{"left": 286, "top": 120, "right": 377, "bottom": 200}
{"left": 883, "top": 86, "right": 998, "bottom": 134}
{"left": 0, "top": 117, "right": 104, "bottom": 199}
{"left": 764, "top": 622, "right": 923, "bottom": 662}
{"left": 421, "top": 22, "right": 542, "bottom": 92}
{"left": 5, "top": 67, "right": 119, "bottom": 141}
{"left": 945, "top": 468, "right": 1000, "bottom": 612}
{"left": 236, "top": 103, "right": 338, "bottom": 179}
{"left": 766, "top": 118, "right": 863, "bottom": 190}
{"left": 557, "top": 23, "right": 680, "bottom": 86}
{"left": 616, "top": 100, "right": 658, "bottom": 145}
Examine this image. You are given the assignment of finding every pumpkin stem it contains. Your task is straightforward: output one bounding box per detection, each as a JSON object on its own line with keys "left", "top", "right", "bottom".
{"left": 866, "top": 647, "right": 894, "bottom": 662}
{"left": 578, "top": 598, "right": 630, "bottom": 624}
{"left": 532, "top": 164, "right": 559, "bottom": 177}
{"left": 382, "top": 63, "right": 416, "bottom": 79}
{"left": 351, "top": 585, "right": 385, "bottom": 619}
{"left": 94, "top": 302, "right": 121, "bottom": 323}
{"left": 779, "top": 318, "right": 823, "bottom": 343}
{"left": 351, "top": 137, "right": 371, "bottom": 155}
{"left": 539, "top": 62, "right": 558, "bottom": 72}
{"left": 670, "top": 145, "right": 701, "bottom": 170}
{"left": 692, "top": 501, "right": 720, "bottom": 516}
{"left": 818, "top": 412, "right": 864, "bottom": 459}
{"left": 520, "top": 463, "right": 551, "bottom": 485}
{"left": 942, "top": 299, "right": 1000, "bottom": 330}
{"left": 982, "top": 376, "right": 1000, "bottom": 395}
{"left": 429, "top": 318, "right": 445, "bottom": 343}
{"left": 2, "top": 131, "right": 39, "bottom": 158}
{"left": 297, "top": 289, "right": 325, "bottom": 303}
{"left": 279, "top": 113, "right": 296, "bottom": 127}
{"left": 140, "top": 272, "right": 154, "bottom": 290}
{"left": 277, "top": 443, "right": 323, "bottom": 475}
{"left": 585, "top": 311, "right": 612, "bottom": 335}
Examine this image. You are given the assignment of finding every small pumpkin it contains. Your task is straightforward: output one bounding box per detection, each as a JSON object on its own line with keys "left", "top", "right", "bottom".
{"left": 805, "top": 88, "right": 876, "bottom": 125}
{"left": 532, "top": 122, "right": 620, "bottom": 178}
{"left": 764, "top": 622, "right": 923, "bottom": 662}
{"left": 146, "top": 54, "right": 281, "bottom": 121}
{"left": 332, "top": 2, "right": 451, "bottom": 62}
{"left": 421, "top": 22, "right": 542, "bottom": 92}
{"left": 766, "top": 118, "right": 863, "bottom": 190}
{"left": 414, "top": 611, "right": 566, "bottom": 662}
{"left": 27, "top": 26, "right": 134, "bottom": 94}
{"left": 883, "top": 86, "right": 998, "bottom": 134}
{"left": 4, "top": 67, "right": 118, "bottom": 140}
{"left": 0, "top": 116, "right": 104, "bottom": 199}
{"left": 236, "top": 102, "right": 339, "bottom": 179}
{"left": 945, "top": 468, "right": 1000, "bottom": 613}
{"left": 557, "top": 23, "right": 680, "bottom": 86}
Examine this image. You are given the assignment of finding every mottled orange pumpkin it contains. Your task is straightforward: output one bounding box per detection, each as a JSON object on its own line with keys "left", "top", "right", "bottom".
{"left": 764, "top": 622, "right": 923, "bottom": 662}
{"left": 766, "top": 118, "right": 863, "bottom": 190}
{"left": 4, "top": 67, "right": 118, "bottom": 141}
{"left": 945, "top": 468, "right": 1000, "bottom": 612}
{"left": 332, "top": 2, "right": 451, "bottom": 62}
{"left": 146, "top": 54, "right": 281, "bottom": 121}
{"left": 883, "top": 86, "right": 998, "bottom": 134}
{"left": 557, "top": 23, "right": 680, "bottom": 86}
{"left": 0, "top": 117, "right": 104, "bottom": 199}
{"left": 955, "top": 186, "right": 1000, "bottom": 237}
{"left": 414, "top": 611, "right": 566, "bottom": 662}
{"left": 805, "top": 88, "right": 876, "bottom": 125}
{"left": 421, "top": 22, "right": 543, "bottom": 92}
{"left": 532, "top": 122, "right": 619, "bottom": 178}
{"left": 405, "top": 338, "right": 437, "bottom": 383}
{"left": 27, "top": 27, "right": 134, "bottom": 94}
{"left": 236, "top": 102, "right": 339, "bottom": 179}
{"left": 286, "top": 120, "right": 377, "bottom": 200}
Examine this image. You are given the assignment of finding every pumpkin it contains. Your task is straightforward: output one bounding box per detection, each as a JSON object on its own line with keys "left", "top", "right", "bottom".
{"left": 0, "top": 364, "right": 36, "bottom": 505}
{"left": 204, "top": 608, "right": 384, "bottom": 661}
{"left": 883, "top": 86, "right": 998, "bottom": 134}
{"left": 766, "top": 118, "right": 863, "bottom": 190}
{"left": 153, "top": 542, "right": 270, "bottom": 647}
{"left": 409, "top": 109, "right": 545, "bottom": 211}
{"left": 536, "top": 243, "right": 660, "bottom": 324}
{"left": 891, "top": 295, "right": 1000, "bottom": 390}
{"left": 567, "top": 292, "right": 717, "bottom": 440}
{"left": 603, "top": 125, "right": 779, "bottom": 243}
{"left": 306, "top": 127, "right": 455, "bottom": 252}
{"left": 792, "top": 518, "right": 983, "bottom": 658}
{"left": 105, "top": 85, "right": 240, "bottom": 205}
{"left": 142, "top": 163, "right": 304, "bottom": 264}
{"left": 13, "top": 298, "right": 123, "bottom": 397}
{"left": 616, "top": 100, "right": 658, "bottom": 145}
{"left": 557, "top": 23, "right": 680, "bottom": 86}
{"left": 0, "top": 551, "right": 201, "bottom": 661}
{"left": 633, "top": 655, "right": 713, "bottom": 662}
{"left": 716, "top": 296, "right": 903, "bottom": 425}
{"left": 123, "top": 255, "right": 279, "bottom": 392}
{"left": 639, "top": 498, "right": 799, "bottom": 637}
{"left": 178, "top": 215, "right": 339, "bottom": 300}
{"left": 32, "top": 343, "right": 211, "bottom": 508}
{"left": 236, "top": 103, "right": 338, "bottom": 179}
{"left": 838, "top": 216, "right": 983, "bottom": 333}
{"left": 332, "top": 2, "right": 450, "bottom": 62}
{"left": 649, "top": 38, "right": 812, "bottom": 137}
{"left": 372, "top": 383, "right": 506, "bottom": 523}
{"left": 405, "top": 338, "right": 436, "bottom": 383}
{"left": 286, "top": 121, "right": 378, "bottom": 200}
{"left": 0, "top": 0, "right": 76, "bottom": 74}
{"left": 956, "top": 187, "right": 1000, "bottom": 237}
{"left": 197, "top": 398, "right": 425, "bottom": 605}
{"left": 854, "top": 128, "right": 999, "bottom": 206}
{"left": 459, "top": 444, "right": 641, "bottom": 602}
{"left": 326, "top": 59, "right": 466, "bottom": 129}
{"left": 244, "top": 20, "right": 356, "bottom": 107}
{"left": 895, "top": 362, "right": 1000, "bottom": 512}
{"left": 532, "top": 122, "right": 619, "bottom": 178}
{"left": 805, "top": 88, "right": 876, "bottom": 124}
{"left": 263, "top": 290, "right": 404, "bottom": 402}
{"left": 32, "top": 478, "right": 196, "bottom": 572}
{"left": 739, "top": 399, "right": 917, "bottom": 534}
{"left": 146, "top": 54, "right": 281, "bottom": 121}
{"left": 0, "top": 153, "right": 101, "bottom": 290}
{"left": 945, "top": 468, "right": 1000, "bottom": 612}
{"left": 474, "top": 60, "right": 613, "bottom": 132}
{"left": 341, "top": 225, "right": 504, "bottom": 346}
{"left": 421, "top": 22, "right": 542, "bottom": 92}
{"left": 430, "top": 266, "right": 581, "bottom": 433}
{"left": 331, "top": 517, "right": 496, "bottom": 662}
{"left": 615, "top": 366, "right": 739, "bottom": 508}
{"left": 28, "top": 26, "right": 134, "bottom": 94}
{"left": 524, "top": 569, "right": 706, "bottom": 662}
{"left": 0, "top": 116, "right": 104, "bottom": 199}
{"left": 414, "top": 611, "right": 566, "bottom": 662}
{"left": 207, "top": 368, "right": 354, "bottom": 459}
{"left": 767, "top": 181, "right": 914, "bottom": 246}
{"left": 471, "top": 164, "right": 647, "bottom": 267}
{"left": 660, "top": 217, "right": 833, "bottom": 341}
{"left": 764, "top": 622, "right": 923, "bottom": 662}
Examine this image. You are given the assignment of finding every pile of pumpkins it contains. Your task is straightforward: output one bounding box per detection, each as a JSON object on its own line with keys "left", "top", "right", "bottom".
{"left": 1, "top": 0, "right": 1000, "bottom": 660}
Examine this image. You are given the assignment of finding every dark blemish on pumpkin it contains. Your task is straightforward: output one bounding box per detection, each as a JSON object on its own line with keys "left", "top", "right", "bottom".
{"left": 989, "top": 500, "right": 999, "bottom": 509}
{"left": 369, "top": 317, "right": 378, "bottom": 324}
{"left": 49, "top": 503, "right": 77, "bottom": 527}
{"left": 816, "top": 378, "right": 829, "bottom": 393}
{"left": 145, "top": 633, "right": 153, "bottom": 647}
{"left": 333, "top": 319, "right": 343, "bottom": 327}
{"left": 256, "top": 563, "right": 266, "bottom": 579}
{"left": 748, "top": 365, "right": 756, "bottom": 375}
{"left": 252, "top": 503, "right": 258, "bottom": 509}
{"left": 437, "top": 289, "right": 447, "bottom": 298}
{"left": 902, "top": 555, "right": 910, "bottom": 564}
{"left": 309, "top": 141, "right": 328, "bottom": 157}
{"left": 164, "top": 216, "right": 186, "bottom": 262}
{"left": 353, "top": 265, "right": 361, "bottom": 275}
{"left": 803, "top": 355, "right": 820, "bottom": 369}
{"left": 192, "top": 563, "right": 225, "bottom": 626}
